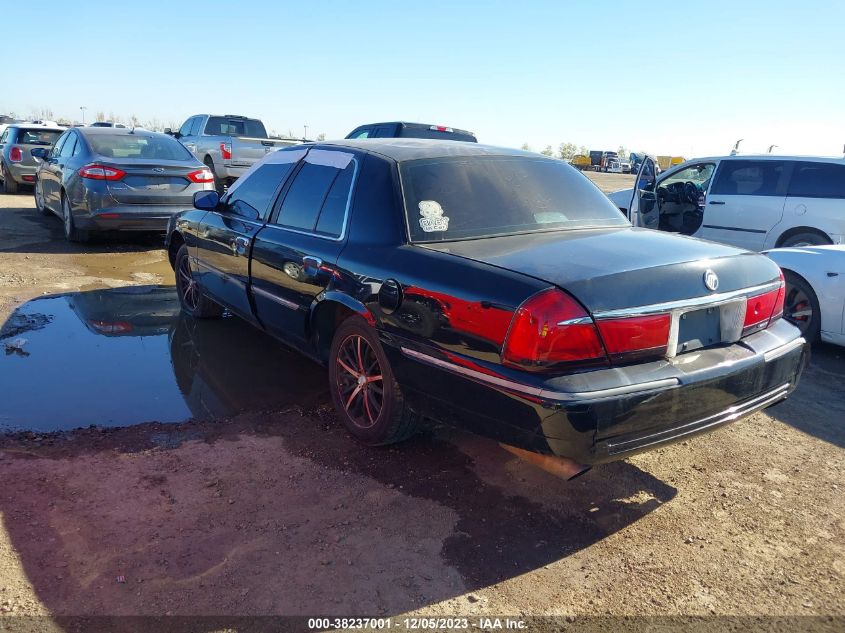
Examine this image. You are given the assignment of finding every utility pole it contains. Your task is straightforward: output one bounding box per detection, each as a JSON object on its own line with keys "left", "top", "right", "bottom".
{"left": 303, "top": 124, "right": 308, "bottom": 140}
{"left": 80, "top": 106, "right": 87, "bottom": 125}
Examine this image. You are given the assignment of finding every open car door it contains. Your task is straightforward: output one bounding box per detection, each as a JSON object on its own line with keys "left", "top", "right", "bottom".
{"left": 628, "top": 155, "right": 659, "bottom": 229}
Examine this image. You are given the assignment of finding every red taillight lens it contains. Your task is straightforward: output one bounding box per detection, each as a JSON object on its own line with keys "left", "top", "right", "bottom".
{"left": 9, "top": 146, "right": 23, "bottom": 162}
{"left": 596, "top": 314, "right": 672, "bottom": 362}
{"left": 502, "top": 289, "right": 607, "bottom": 370}
{"left": 743, "top": 273, "right": 785, "bottom": 335}
{"left": 78, "top": 164, "right": 126, "bottom": 181}
{"left": 187, "top": 168, "right": 214, "bottom": 183}
{"left": 220, "top": 143, "right": 232, "bottom": 160}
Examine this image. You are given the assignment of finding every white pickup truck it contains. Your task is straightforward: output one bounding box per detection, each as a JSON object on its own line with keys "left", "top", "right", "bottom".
{"left": 167, "top": 114, "right": 299, "bottom": 192}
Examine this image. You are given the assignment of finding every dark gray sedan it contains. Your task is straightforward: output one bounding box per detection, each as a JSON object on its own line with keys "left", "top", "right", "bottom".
{"left": 32, "top": 127, "right": 214, "bottom": 242}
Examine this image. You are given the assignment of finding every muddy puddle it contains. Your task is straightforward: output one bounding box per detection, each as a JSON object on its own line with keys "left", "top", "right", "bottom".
{"left": 0, "top": 286, "right": 328, "bottom": 432}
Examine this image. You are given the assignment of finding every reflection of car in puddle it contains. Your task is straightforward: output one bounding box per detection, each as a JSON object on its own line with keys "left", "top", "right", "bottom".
{"left": 0, "top": 286, "right": 326, "bottom": 432}
{"left": 67, "top": 285, "right": 180, "bottom": 337}
{"left": 169, "top": 311, "right": 327, "bottom": 419}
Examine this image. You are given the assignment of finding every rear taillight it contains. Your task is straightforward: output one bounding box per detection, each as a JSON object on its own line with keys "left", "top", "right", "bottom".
{"left": 187, "top": 168, "right": 214, "bottom": 183}
{"left": 596, "top": 314, "right": 672, "bottom": 363}
{"left": 220, "top": 142, "right": 232, "bottom": 160}
{"left": 9, "top": 146, "right": 22, "bottom": 162}
{"left": 78, "top": 164, "right": 126, "bottom": 181}
{"left": 743, "top": 272, "right": 785, "bottom": 336}
{"left": 502, "top": 289, "right": 607, "bottom": 370}
{"left": 429, "top": 125, "right": 454, "bottom": 133}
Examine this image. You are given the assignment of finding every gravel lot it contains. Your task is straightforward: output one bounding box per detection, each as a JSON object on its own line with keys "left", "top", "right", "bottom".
{"left": 0, "top": 177, "right": 842, "bottom": 628}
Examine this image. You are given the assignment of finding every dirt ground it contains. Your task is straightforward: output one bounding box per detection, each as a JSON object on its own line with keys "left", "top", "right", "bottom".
{"left": 0, "top": 180, "right": 843, "bottom": 629}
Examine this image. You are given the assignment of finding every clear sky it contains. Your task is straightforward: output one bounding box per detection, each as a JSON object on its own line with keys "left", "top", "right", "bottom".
{"left": 4, "top": 0, "right": 844, "bottom": 158}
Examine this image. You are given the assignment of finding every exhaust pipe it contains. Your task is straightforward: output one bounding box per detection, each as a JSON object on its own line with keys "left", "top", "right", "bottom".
{"left": 500, "top": 443, "right": 591, "bottom": 481}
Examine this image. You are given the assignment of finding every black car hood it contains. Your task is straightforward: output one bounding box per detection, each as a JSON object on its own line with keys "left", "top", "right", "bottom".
{"left": 421, "top": 227, "right": 781, "bottom": 313}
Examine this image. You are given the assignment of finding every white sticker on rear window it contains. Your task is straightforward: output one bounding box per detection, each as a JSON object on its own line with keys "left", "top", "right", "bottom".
{"left": 304, "top": 149, "right": 354, "bottom": 169}
{"left": 418, "top": 200, "right": 449, "bottom": 232}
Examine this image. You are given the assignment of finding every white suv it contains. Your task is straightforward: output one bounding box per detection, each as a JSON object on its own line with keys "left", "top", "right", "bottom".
{"left": 608, "top": 155, "right": 845, "bottom": 250}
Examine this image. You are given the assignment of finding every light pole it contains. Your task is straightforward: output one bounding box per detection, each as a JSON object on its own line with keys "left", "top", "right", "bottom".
{"left": 303, "top": 124, "right": 308, "bottom": 140}
{"left": 80, "top": 106, "right": 87, "bottom": 125}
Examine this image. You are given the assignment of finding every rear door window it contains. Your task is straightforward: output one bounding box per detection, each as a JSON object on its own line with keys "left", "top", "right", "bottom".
{"left": 710, "top": 160, "right": 787, "bottom": 196}
{"left": 226, "top": 162, "right": 296, "bottom": 219}
{"left": 788, "top": 162, "right": 845, "bottom": 199}
{"left": 50, "top": 134, "right": 67, "bottom": 158}
{"left": 59, "top": 133, "right": 76, "bottom": 158}
{"left": 348, "top": 128, "right": 372, "bottom": 139}
{"left": 276, "top": 151, "right": 356, "bottom": 236}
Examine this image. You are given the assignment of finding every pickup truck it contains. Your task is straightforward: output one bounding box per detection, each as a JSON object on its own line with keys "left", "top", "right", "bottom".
{"left": 167, "top": 114, "right": 300, "bottom": 192}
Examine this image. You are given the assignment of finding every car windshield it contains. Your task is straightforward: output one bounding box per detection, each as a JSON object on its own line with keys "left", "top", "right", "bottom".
{"left": 87, "top": 134, "right": 193, "bottom": 160}
{"left": 205, "top": 117, "right": 267, "bottom": 138}
{"left": 400, "top": 156, "right": 629, "bottom": 242}
{"left": 18, "top": 129, "right": 63, "bottom": 145}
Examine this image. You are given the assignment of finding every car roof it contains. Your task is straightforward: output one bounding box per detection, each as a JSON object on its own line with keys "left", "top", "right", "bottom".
{"left": 353, "top": 121, "right": 474, "bottom": 132}
{"left": 678, "top": 154, "right": 845, "bottom": 163}
{"left": 7, "top": 123, "right": 65, "bottom": 132}
{"left": 76, "top": 127, "right": 170, "bottom": 138}
{"left": 316, "top": 138, "right": 532, "bottom": 162}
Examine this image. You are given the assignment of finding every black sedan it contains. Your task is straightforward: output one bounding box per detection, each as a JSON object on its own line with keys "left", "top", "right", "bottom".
{"left": 165, "top": 140, "right": 807, "bottom": 476}
{"left": 32, "top": 127, "right": 214, "bottom": 242}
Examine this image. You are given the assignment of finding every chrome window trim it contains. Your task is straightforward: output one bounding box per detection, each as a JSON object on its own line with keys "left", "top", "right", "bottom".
{"left": 271, "top": 154, "right": 359, "bottom": 243}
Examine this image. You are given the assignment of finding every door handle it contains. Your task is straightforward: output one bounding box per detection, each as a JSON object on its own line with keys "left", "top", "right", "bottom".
{"left": 708, "top": 200, "right": 725, "bottom": 205}
{"left": 231, "top": 236, "right": 249, "bottom": 256}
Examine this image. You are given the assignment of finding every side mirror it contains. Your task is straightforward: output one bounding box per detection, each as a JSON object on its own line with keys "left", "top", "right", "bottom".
{"left": 30, "top": 147, "right": 49, "bottom": 160}
{"left": 164, "top": 128, "right": 173, "bottom": 135}
{"left": 193, "top": 190, "right": 220, "bottom": 211}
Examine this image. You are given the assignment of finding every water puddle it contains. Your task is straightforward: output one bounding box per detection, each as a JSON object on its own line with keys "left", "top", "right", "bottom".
{"left": 0, "top": 286, "right": 328, "bottom": 432}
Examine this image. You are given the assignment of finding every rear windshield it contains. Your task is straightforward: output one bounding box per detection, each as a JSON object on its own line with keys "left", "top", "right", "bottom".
{"left": 401, "top": 156, "right": 629, "bottom": 243}
{"left": 87, "top": 134, "right": 193, "bottom": 160}
{"left": 17, "top": 129, "right": 63, "bottom": 146}
{"left": 399, "top": 126, "right": 477, "bottom": 142}
{"left": 205, "top": 117, "right": 267, "bottom": 138}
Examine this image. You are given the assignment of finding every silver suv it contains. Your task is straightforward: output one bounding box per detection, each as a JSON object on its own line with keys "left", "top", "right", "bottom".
{"left": 0, "top": 123, "right": 65, "bottom": 193}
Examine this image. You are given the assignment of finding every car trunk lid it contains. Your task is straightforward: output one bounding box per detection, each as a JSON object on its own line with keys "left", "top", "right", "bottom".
{"left": 422, "top": 227, "right": 779, "bottom": 313}
{"left": 100, "top": 158, "right": 202, "bottom": 205}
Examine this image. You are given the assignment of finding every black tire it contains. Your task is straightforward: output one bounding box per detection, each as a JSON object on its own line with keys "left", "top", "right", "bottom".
{"left": 780, "top": 232, "right": 832, "bottom": 248}
{"left": 174, "top": 244, "right": 223, "bottom": 319}
{"left": 204, "top": 157, "right": 225, "bottom": 196}
{"left": 2, "top": 164, "right": 18, "bottom": 194}
{"left": 783, "top": 271, "right": 821, "bottom": 343}
{"left": 328, "top": 316, "right": 419, "bottom": 445}
{"left": 34, "top": 180, "right": 50, "bottom": 215}
{"left": 62, "top": 194, "right": 87, "bottom": 242}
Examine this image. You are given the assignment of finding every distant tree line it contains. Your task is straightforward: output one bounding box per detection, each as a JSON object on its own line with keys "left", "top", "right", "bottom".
{"left": 521, "top": 142, "right": 640, "bottom": 161}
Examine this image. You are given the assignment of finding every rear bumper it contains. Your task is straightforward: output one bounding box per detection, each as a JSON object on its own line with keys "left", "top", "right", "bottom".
{"left": 5, "top": 163, "right": 37, "bottom": 183}
{"left": 220, "top": 164, "right": 253, "bottom": 180}
{"left": 74, "top": 205, "right": 190, "bottom": 232}
{"left": 388, "top": 319, "right": 807, "bottom": 464}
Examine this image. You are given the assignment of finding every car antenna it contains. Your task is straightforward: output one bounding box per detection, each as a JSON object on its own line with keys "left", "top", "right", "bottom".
{"left": 730, "top": 139, "right": 743, "bottom": 156}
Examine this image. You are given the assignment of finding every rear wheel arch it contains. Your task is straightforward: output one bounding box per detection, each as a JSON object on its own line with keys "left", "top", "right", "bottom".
{"left": 310, "top": 295, "right": 376, "bottom": 363}
{"left": 776, "top": 226, "right": 832, "bottom": 248}
{"left": 781, "top": 268, "right": 821, "bottom": 342}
